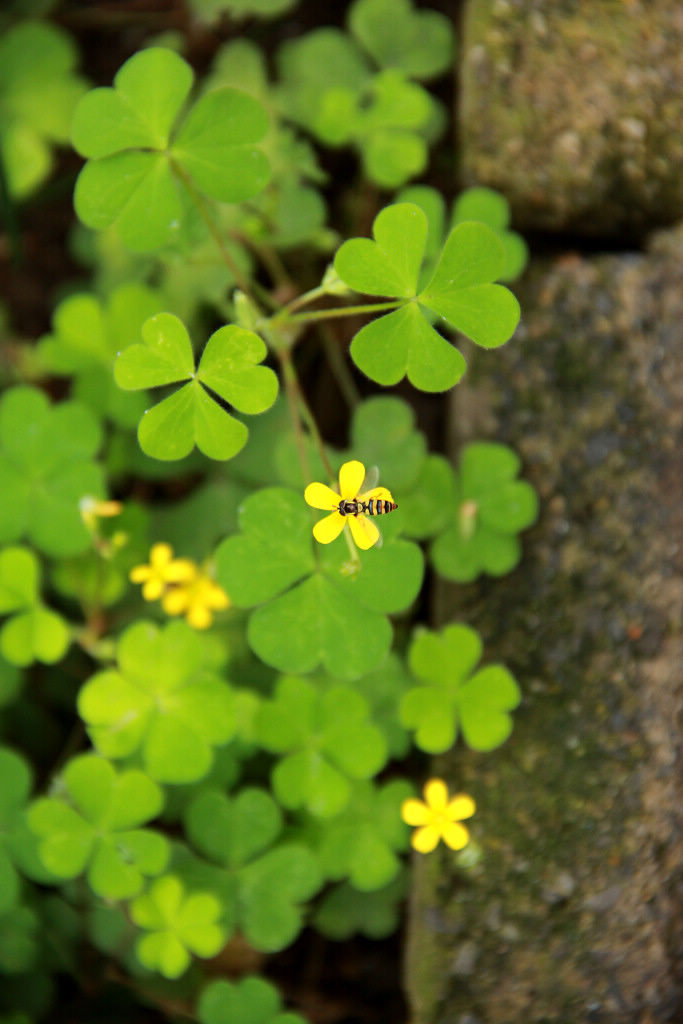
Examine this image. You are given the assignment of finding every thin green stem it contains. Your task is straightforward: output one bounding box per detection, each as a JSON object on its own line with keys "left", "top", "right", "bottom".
{"left": 276, "top": 283, "right": 329, "bottom": 318}
{"left": 171, "top": 160, "right": 255, "bottom": 302}
{"left": 279, "top": 350, "right": 311, "bottom": 484}
{"left": 297, "top": 383, "right": 335, "bottom": 480}
{"left": 321, "top": 325, "right": 361, "bottom": 409}
{"left": 278, "top": 349, "right": 335, "bottom": 482}
{"left": 283, "top": 299, "right": 403, "bottom": 326}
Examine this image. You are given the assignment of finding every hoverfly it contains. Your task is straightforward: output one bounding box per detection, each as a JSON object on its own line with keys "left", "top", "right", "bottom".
{"left": 337, "top": 495, "right": 398, "bottom": 518}
{"left": 337, "top": 465, "right": 397, "bottom": 529}
{"left": 304, "top": 461, "right": 398, "bottom": 556}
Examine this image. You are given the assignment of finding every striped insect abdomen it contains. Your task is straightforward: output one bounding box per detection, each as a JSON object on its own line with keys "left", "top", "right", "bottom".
{"left": 337, "top": 498, "right": 398, "bottom": 517}
{"left": 362, "top": 498, "right": 398, "bottom": 516}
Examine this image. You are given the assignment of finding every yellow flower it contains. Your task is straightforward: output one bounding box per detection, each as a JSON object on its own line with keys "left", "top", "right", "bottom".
{"left": 129, "top": 543, "right": 197, "bottom": 602}
{"left": 161, "top": 572, "right": 230, "bottom": 630}
{"left": 304, "top": 459, "right": 396, "bottom": 551}
{"left": 401, "top": 778, "right": 475, "bottom": 853}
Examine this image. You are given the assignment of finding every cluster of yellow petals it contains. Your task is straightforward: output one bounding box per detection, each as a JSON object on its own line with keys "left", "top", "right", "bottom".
{"left": 160, "top": 572, "right": 230, "bottom": 630}
{"left": 401, "top": 778, "right": 476, "bottom": 853}
{"left": 304, "top": 460, "right": 394, "bottom": 551}
{"left": 130, "top": 543, "right": 229, "bottom": 630}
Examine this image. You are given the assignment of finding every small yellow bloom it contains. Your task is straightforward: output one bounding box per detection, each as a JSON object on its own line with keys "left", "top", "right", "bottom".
{"left": 129, "top": 543, "right": 197, "bottom": 602}
{"left": 401, "top": 778, "right": 475, "bottom": 854}
{"left": 304, "top": 459, "right": 395, "bottom": 551}
{"left": 161, "top": 572, "right": 230, "bottom": 630}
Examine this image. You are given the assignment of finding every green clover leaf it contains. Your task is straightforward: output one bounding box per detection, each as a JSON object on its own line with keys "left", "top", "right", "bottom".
{"left": 276, "top": 29, "right": 371, "bottom": 130}
{"left": 319, "top": 525, "right": 423, "bottom": 615}
{"left": 0, "top": 547, "right": 70, "bottom": 667}
{"left": 37, "top": 284, "right": 165, "bottom": 429}
{"left": 238, "top": 844, "right": 322, "bottom": 952}
{"left": 431, "top": 442, "right": 539, "bottom": 582}
{"left": 349, "top": 0, "right": 453, "bottom": 80}
{"left": 398, "top": 454, "right": 458, "bottom": 540}
{"left": 114, "top": 313, "right": 278, "bottom": 461}
{"left": 27, "top": 754, "right": 168, "bottom": 900}
{"left": 184, "top": 788, "right": 282, "bottom": 870}
{"left": 312, "top": 870, "right": 409, "bottom": 941}
{"left": 316, "top": 71, "right": 435, "bottom": 189}
{"left": 277, "top": 31, "right": 437, "bottom": 188}
{"left": 181, "top": 787, "right": 321, "bottom": 952}
{"left": 72, "top": 47, "right": 270, "bottom": 251}
{"left": 398, "top": 183, "right": 529, "bottom": 283}
{"left": 452, "top": 186, "right": 529, "bottom": 282}
{"left": 0, "top": 387, "right": 104, "bottom": 557}
{"left": 255, "top": 676, "right": 388, "bottom": 817}
{"left": 216, "top": 487, "right": 422, "bottom": 679}
{"left": 198, "top": 976, "right": 306, "bottom": 1024}
{"left": 349, "top": 654, "right": 413, "bottom": 758}
{"left": 336, "top": 202, "right": 426, "bottom": 297}
{"left": 246, "top": 572, "right": 393, "bottom": 679}
{"left": 130, "top": 874, "right": 225, "bottom": 978}
{"left": 0, "top": 21, "right": 88, "bottom": 199}
{"left": 307, "top": 778, "right": 413, "bottom": 891}
{"left": 399, "top": 623, "right": 521, "bottom": 752}
{"left": 0, "top": 747, "right": 32, "bottom": 914}
{"left": 349, "top": 394, "right": 427, "bottom": 489}
{"left": 77, "top": 620, "right": 237, "bottom": 783}
{"left": 334, "top": 203, "right": 521, "bottom": 391}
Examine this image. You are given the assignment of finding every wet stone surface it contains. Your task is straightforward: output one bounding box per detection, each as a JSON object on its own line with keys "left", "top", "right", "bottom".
{"left": 405, "top": 224, "right": 683, "bottom": 1023}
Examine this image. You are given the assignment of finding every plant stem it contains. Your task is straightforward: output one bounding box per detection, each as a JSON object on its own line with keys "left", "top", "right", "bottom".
{"left": 321, "top": 325, "right": 361, "bottom": 408}
{"left": 171, "top": 160, "right": 255, "bottom": 302}
{"left": 279, "top": 349, "right": 311, "bottom": 483}
{"left": 277, "top": 283, "right": 329, "bottom": 317}
{"left": 283, "top": 299, "right": 403, "bottom": 326}
{"left": 279, "top": 349, "right": 335, "bottom": 482}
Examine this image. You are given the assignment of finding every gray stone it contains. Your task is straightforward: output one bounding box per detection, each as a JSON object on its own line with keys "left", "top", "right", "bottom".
{"left": 404, "top": 224, "right": 683, "bottom": 1023}
{"left": 459, "top": 0, "right": 683, "bottom": 235}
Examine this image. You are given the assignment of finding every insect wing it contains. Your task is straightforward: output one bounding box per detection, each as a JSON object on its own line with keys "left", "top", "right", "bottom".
{"left": 359, "top": 465, "right": 379, "bottom": 496}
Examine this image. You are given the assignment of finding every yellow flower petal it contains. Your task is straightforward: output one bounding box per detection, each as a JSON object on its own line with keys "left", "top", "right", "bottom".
{"left": 424, "top": 778, "right": 449, "bottom": 811}
{"left": 339, "top": 460, "right": 366, "bottom": 499}
{"left": 446, "top": 794, "right": 476, "bottom": 821}
{"left": 141, "top": 578, "right": 165, "bottom": 602}
{"left": 441, "top": 820, "right": 471, "bottom": 851}
{"left": 312, "top": 511, "right": 345, "bottom": 544}
{"left": 187, "top": 603, "right": 212, "bottom": 629}
{"left": 161, "top": 588, "right": 190, "bottom": 615}
{"left": 205, "top": 582, "right": 230, "bottom": 610}
{"left": 150, "top": 543, "right": 173, "bottom": 567}
{"left": 129, "top": 565, "right": 152, "bottom": 583}
{"left": 305, "top": 482, "right": 340, "bottom": 510}
{"left": 163, "top": 559, "right": 197, "bottom": 584}
{"left": 401, "top": 797, "right": 432, "bottom": 826}
{"left": 358, "top": 486, "right": 394, "bottom": 503}
{"left": 348, "top": 513, "right": 380, "bottom": 550}
{"left": 411, "top": 824, "right": 441, "bottom": 854}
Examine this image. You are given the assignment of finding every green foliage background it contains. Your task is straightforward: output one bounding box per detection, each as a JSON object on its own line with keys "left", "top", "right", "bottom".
{"left": 0, "top": 1, "right": 538, "bottom": 1022}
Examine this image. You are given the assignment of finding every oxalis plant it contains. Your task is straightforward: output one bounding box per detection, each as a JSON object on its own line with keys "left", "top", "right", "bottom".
{"left": 0, "top": 1, "right": 539, "bottom": 1020}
